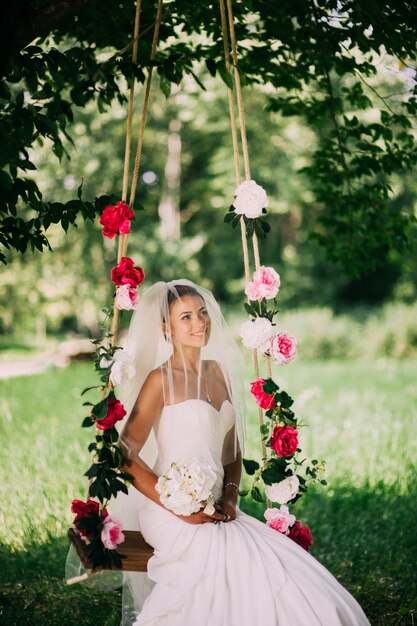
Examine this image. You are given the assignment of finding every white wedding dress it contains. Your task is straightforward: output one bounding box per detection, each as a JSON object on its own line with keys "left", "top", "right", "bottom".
{"left": 132, "top": 399, "right": 370, "bottom": 626}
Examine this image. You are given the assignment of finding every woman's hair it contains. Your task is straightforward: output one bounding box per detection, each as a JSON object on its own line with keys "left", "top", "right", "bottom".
{"left": 166, "top": 284, "right": 205, "bottom": 309}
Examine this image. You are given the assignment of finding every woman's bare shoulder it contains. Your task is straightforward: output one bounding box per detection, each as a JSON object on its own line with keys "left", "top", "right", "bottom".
{"left": 141, "top": 367, "right": 166, "bottom": 395}
{"left": 205, "top": 359, "right": 226, "bottom": 381}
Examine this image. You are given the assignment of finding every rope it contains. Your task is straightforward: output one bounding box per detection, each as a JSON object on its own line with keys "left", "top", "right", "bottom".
{"left": 86, "top": 0, "right": 162, "bottom": 504}
{"left": 219, "top": 0, "right": 270, "bottom": 504}
{"left": 110, "top": 0, "right": 163, "bottom": 345}
{"left": 225, "top": 0, "right": 250, "bottom": 180}
{"left": 219, "top": 0, "right": 241, "bottom": 187}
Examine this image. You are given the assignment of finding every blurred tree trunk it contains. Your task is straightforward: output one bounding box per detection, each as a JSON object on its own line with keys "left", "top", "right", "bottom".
{"left": 158, "top": 118, "right": 181, "bottom": 241}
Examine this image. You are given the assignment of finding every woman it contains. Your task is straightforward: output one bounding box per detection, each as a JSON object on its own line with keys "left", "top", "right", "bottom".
{"left": 115, "top": 279, "right": 370, "bottom": 626}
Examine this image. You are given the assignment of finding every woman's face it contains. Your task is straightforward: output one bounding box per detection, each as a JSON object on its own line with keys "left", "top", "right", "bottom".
{"left": 167, "top": 294, "right": 211, "bottom": 350}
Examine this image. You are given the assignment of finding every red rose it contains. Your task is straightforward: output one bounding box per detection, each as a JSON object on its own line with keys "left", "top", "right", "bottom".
{"left": 270, "top": 425, "right": 298, "bottom": 457}
{"left": 111, "top": 257, "right": 145, "bottom": 287}
{"left": 288, "top": 521, "right": 313, "bottom": 551}
{"left": 71, "top": 498, "right": 108, "bottom": 537}
{"left": 99, "top": 202, "right": 134, "bottom": 239}
{"left": 250, "top": 379, "right": 275, "bottom": 410}
{"left": 94, "top": 397, "right": 126, "bottom": 430}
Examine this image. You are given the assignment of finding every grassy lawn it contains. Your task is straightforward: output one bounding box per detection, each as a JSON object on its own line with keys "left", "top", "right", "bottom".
{"left": 1, "top": 359, "right": 416, "bottom": 625}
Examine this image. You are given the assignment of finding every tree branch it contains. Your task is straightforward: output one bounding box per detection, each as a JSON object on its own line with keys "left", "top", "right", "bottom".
{"left": 1, "top": 0, "right": 93, "bottom": 76}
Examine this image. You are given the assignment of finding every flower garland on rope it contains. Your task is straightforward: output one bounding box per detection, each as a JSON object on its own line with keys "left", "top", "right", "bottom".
{"left": 226, "top": 181, "right": 326, "bottom": 552}
{"left": 70, "top": 201, "right": 144, "bottom": 569}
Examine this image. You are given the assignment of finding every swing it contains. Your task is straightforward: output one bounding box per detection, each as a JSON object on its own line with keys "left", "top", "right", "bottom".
{"left": 68, "top": 0, "right": 273, "bottom": 579}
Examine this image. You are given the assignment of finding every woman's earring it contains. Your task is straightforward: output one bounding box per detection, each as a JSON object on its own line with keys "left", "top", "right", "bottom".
{"left": 165, "top": 334, "right": 173, "bottom": 350}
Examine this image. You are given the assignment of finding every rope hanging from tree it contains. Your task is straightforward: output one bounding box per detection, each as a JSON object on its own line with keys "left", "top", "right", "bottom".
{"left": 219, "top": 0, "right": 271, "bottom": 500}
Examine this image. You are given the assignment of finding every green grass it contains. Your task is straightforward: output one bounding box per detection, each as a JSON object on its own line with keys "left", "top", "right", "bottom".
{"left": 1, "top": 360, "right": 416, "bottom": 625}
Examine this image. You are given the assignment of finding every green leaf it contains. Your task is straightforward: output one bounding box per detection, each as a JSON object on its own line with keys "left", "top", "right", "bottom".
{"left": 276, "top": 391, "right": 294, "bottom": 408}
{"left": 224, "top": 212, "right": 235, "bottom": 223}
{"left": 242, "top": 458, "right": 260, "bottom": 475}
{"left": 261, "top": 465, "right": 287, "bottom": 486}
{"left": 262, "top": 378, "right": 279, "bottom": 395}
{"left": 250, "top": 485, "right": 264, "bottom": 503}
{"left": 205, "top": 59, "right": 217, "bottom": 77}
{"left": 218, "top": 64, "right": 234, "bottom": 90}
{"left": 82, "top": 415, "right": 95, "bottom": 428}
{"left": 84, "top": 463, "right": 100, "bottom": 479}
{"left": 160, "top": 75, "right": 171, "bottom": 98}
{"left": 92, "top": 397, "right": 109, "bottom": 420}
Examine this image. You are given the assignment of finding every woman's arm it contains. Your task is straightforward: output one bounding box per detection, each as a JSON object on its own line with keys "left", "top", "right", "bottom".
{"left": 219, "top": 450, "right": 242, "bottom": 521}
{"left": 120, "top": 369, "right": 165, "bottom": 506}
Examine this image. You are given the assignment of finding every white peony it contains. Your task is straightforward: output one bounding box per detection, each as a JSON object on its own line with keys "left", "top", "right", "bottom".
{"left": 156, "top": 457, "right": 217, "bottom": 517}
{"left": 265, "top": 475, "right": 300, "bottom": 505}
{"left": 233, "top": 180, "right": 269, "bottom": 219}
{"left": 239, "top": 317, "right": 275, "bottom": 350}
{"left": 109, "top": 348, "right": 136, "bottom": 386}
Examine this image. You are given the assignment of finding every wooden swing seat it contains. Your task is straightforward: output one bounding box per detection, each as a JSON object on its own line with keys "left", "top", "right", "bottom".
{"left": 68, "top": 528, "right": 154, "bottom": 572}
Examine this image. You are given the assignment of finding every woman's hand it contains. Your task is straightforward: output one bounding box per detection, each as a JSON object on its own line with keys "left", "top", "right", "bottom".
{"left": 216, "top": 496, "right": 237, "bottom": 522}
{"left": 176, "top": 508, "right": 226, "bottom": 525}
{"left": 216, "top": 483, "right": 239, "bottom": 522}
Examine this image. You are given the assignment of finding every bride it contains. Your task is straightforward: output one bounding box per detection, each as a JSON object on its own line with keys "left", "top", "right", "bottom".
{"left": 114, "top": 279, "right": 370, "bottom": 626}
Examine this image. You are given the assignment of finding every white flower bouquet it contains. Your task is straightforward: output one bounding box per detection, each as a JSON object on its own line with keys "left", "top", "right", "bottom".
{"left": 156, "top": 457, "right": 217, "bottom": 516}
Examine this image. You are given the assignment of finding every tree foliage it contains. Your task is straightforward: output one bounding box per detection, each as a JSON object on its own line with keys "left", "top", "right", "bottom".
{"left": 1, "top": 0, "right": 417, "bottom": 271}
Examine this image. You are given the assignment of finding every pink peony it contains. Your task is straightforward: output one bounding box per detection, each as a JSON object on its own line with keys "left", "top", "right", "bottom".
{"left": 288, "top": 521, "right": 313, "bottom": 551}
{"left": 250, "top": 379, "right": 275, "bottom": 410}
{"left": 111, "top": 257, "right": 145, "bottom": 287}
{"left": 93, "top": 397, "right": 126, "bottom": 430}
{"left": 245, "top": 266, "right": 280, "bottom": 301}
{"left": 101, "top": 515, "right": 125, "bottom": 550}
{"left": 264, "top": 505, "right": 296, "bottom": 535}
{"left": 115, "top": 284, "right": 139, "bottom": 310}
{"left": 268, "top": 332, "right": 297, "bottom": 365}
{"left": 100, "top": 202, "right": 134, "bottom": 238}
{"left": 270, "top": 425, "right": 299, "bottom": 457}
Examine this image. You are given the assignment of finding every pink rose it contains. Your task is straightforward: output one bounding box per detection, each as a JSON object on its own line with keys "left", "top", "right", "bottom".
{"left": 111, "top": 257, "right": 145, "bottom": 287}
{"left": 268, "top": 332, "right": 297, "bottom": 365}
{"left": 115, "top": 284, "right": 139, "bottom": 310}
{"left": 288, "top": 521, "right": 313, "bottom": 551}
{"left": 245, "top": 266, "right": 280, "bottom": 301}
{"left": 101, "top": 515, "right": 125, "bottom": 550}
{"left": 250, "top": 379, "right": 275, "bottom": 410}
{"left": 264, "top": 505, "right": 296, "bottom": 535}
{"left": 99, "top": 202, "right": 134, "bottom": 239}
{"left": 270, "top": 425, "right": 299, "bottom": 457}
{"left": 94, "top": 397, "right": 126, "bottom": 430}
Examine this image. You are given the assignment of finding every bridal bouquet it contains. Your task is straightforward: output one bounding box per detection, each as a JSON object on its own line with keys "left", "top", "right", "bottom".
{"left": 156, "top": 458, "right": 217, "bottom": 516}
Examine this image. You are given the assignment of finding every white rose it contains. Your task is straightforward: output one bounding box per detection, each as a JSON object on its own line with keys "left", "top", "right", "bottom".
{"left": 265, "top": 475, "right": 300, "bottom": 505}
{"left": 239, "top": 317, "right": 274, "bottom": 350}
{"left": 233, "top": 180, "right": 269, "bottom": 219}
{"left": 109, "top": 348, "right": 136, "bottom": 386}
